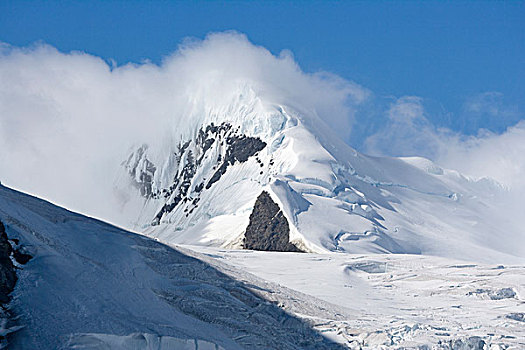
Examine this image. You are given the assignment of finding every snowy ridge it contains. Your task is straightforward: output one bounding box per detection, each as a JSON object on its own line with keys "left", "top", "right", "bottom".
{"left": 113, "top": 85, "right": 524, "bottom": 263}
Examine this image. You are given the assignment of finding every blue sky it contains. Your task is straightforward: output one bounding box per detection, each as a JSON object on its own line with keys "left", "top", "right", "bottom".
{"left": 1, "top": 1, "right": 524, "bottom": 151}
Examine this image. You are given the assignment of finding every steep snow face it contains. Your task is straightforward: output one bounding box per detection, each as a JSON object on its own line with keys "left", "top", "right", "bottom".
{"left": 114, "top": 87, "right": 524, "bottom": 263}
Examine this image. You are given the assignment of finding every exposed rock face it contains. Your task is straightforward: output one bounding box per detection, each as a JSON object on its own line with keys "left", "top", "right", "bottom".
{"left": 0, "top": 221, "right": 17, "bottom": 304}
{"left": 243, "top": 191, "right": 303, "bottom": 252}
{"left": 205, "top": 134, "right": 266, "bottom": 189}
{"left": 124, "top": 122, "right": 267, "bottom": 225}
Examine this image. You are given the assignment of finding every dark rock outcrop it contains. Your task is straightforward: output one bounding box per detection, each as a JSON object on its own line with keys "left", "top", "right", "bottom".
{"left": 145, "top": 122, "right": 267, "bottom": 225}
{"left": 0, "top": 221, "right": 17, "bottom": 304}
{"left": 206, "top": 134, "right": 266, "bottom": 189}
{"left": 243, "top": 191, "right": 303, "bottom": 252}
{"left": 12, "top": 241, "right": 32, "bottom": 266}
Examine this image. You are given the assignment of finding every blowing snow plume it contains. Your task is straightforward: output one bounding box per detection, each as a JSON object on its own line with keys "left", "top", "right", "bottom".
{"left": 0, "top": 32, "right": 523, "bottom": 263}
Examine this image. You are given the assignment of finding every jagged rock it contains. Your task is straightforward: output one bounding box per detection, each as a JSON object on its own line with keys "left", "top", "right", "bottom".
{"left": 0, "top": 221, "right": 17, "bottom": 304}
{"left": 13, "top": 247, "right": 32, "bottom": 265}
{"left": 206, "top": 134, "right": 266, "bottom": 189}
{"left": 153, "top": 150, "right": 197, "bottom": 224}
{"left": 147, "top": 122, "right": 267, "bottom": 224}
{"left": 243, "top": 191, "right": 303, "bottom": 252}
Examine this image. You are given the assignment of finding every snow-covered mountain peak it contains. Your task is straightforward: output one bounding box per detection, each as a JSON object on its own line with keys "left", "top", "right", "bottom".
{"left": 113, "top": 89, "right": 524, "bottom": 263}
{"left": 173, "top": 85, "right": 282, "bottom": 139}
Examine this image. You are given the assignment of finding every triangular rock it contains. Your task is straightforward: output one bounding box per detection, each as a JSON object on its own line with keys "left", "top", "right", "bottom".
{"left": 243, "top": 191, "right": 303, "bottom": 252}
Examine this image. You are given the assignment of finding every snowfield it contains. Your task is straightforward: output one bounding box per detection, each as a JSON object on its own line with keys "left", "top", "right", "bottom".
{"left": 189, "top": 246, "right": 525, "bottom": 349}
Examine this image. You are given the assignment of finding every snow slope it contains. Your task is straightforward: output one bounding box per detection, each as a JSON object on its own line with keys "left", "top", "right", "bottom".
{"left": 0, "top": 184, "right": 346, "bottom": 349}
{"left": 113, "top": 86, "right": 524, "bottom": 263}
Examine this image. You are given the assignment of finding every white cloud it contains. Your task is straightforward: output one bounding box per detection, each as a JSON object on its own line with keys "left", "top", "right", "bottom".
{"left": 365, "top": 95, "right": 525, "bottom": 191}
{"left": 364, "top": 96, "right": 525, "bottom": 246}
{"left": 364, "top": 96, "right": 449, "bottom": 160}
{"left": 0, "top": 32, "right": 367, "bottom": 221}
{"left": 439, "top": 122, "right": 525, "bottom": 247}
{"left": 439, "top": 121, "right": 525, "bottom": 191}
{"left": 464, "top": 91, "right": 509, "bottom": 117}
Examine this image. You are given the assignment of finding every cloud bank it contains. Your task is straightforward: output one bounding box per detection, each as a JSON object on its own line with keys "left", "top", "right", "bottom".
{"left": 364, "top": 96, "right": 525, "bottom": 244}
{"left": 364, "top": 96, "right": 525, "bottom": 192}
{"left": 0, "top": 32, "right": 366, "bottom": 221}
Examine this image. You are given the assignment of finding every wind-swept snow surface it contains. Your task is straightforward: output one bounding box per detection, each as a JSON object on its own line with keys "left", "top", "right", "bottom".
{"left": 0, "top": 185, "right": 345, "bottom": 349}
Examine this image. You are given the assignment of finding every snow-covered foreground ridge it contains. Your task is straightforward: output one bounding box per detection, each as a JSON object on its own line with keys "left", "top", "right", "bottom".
{"left": 115, "top": 87, "right": 524, "bottom": 263}
{"left": 0, "top": 184, "right": 345, "bottom": 349}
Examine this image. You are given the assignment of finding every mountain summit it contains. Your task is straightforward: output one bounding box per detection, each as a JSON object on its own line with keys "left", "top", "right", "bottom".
{"left": 113, "top": 86, "right": 522, "bottom": 263}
